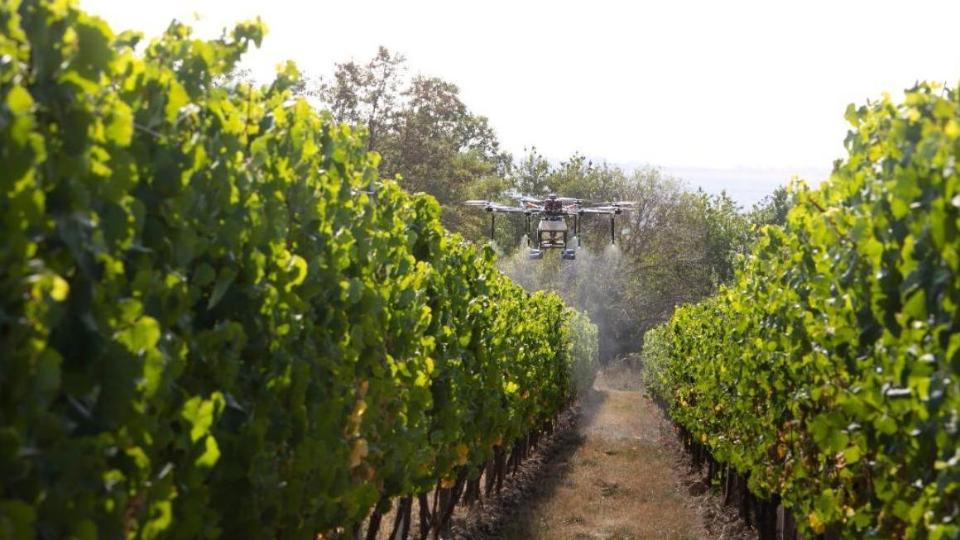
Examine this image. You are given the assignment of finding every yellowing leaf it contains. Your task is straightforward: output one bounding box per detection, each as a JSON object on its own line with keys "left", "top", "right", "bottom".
{"left": 105, "top": 100, "right": 133, "bottom": 145}
{"left": 285, "top": 254, "right": 308, "bottom": 291}
{"left": 6, "top": 85, "right": 34, "bottom": 116}
{"left": 50, "top": 275, "right": 69, "bottom": 301}
{"left": 165, "top": 80, "right": 190, "bottom": 122}
{"left": 182, "top": 393, "right": 224, "bottom": 443}
{"left": 195, "top": 435, "right": 220, "bottom": 468}
{"left": 349, "top": 439, "right": 368, "bottom": 468}
{"left": 946, "top": 119, "right": 960, "bottom": 139}
{"left": 117, "top": 316, "right": 161, "bottom": 355}
{"left": 808, "top": 512, "right": 825, "bottom": 534}
{"left": 455, "top": 443, "right": 469, "bottom": 466}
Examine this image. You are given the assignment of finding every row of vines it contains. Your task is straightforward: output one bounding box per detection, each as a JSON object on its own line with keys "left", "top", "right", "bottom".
{"left": 0, "top": 1, "right": 599, "bottom": 538}
{"left": 644, "top": 82, "right": 960, "bottom": 538}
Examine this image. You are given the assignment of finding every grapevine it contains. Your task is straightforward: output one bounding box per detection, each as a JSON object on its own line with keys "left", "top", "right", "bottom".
{"left": 0, "top": 1, "right": 598, "bottom": 537}
{"left": 644, "top": 83, "right": 960, "bottom": 538}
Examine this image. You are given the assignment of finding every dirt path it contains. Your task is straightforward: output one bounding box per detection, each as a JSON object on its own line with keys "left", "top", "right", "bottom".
{"left": 489, "top": 370, "right": 707, "bottom": 539}
{"left": 446, "top": 366, "right": 755, "bottom": 539}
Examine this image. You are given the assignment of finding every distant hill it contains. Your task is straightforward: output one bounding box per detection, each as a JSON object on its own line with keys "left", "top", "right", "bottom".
{"left": 661, "top": 165, "right": 831, "bottom": 208}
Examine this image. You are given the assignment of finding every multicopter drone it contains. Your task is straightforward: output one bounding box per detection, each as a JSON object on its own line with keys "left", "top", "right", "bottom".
{"left": 464, "top": 194, "right": 635, "bottom": 260}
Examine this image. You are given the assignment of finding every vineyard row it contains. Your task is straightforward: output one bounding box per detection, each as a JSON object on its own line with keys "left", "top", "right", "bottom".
{"left": 644, "top": 82, "right": 960, "bottom": 538}
{"left": 0, "top": 2, "right": 598, "bottom": 537}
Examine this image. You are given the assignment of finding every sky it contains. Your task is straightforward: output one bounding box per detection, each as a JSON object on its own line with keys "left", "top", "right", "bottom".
{"left": 80, "top": 0, "right": 960, "bottom": 204}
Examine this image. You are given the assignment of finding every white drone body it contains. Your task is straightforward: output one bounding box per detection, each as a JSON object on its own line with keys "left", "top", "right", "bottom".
{"left": 537, "top": 218, "right": 567, "bottom": 249}
{"left": 464, "top": 194, "right": 634, "bottom": 260}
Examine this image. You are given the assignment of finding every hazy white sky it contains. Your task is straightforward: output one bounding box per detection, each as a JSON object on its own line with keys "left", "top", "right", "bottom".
{"left": 81, "top": 0, "right": 959, "bottom": 177}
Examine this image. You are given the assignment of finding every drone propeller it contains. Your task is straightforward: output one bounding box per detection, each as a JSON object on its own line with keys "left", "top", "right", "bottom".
{"left": 464, "top": 199, "right": 528, "bottom": 214}
{"left": 514, "top": 195, "right": 544, "bottom": 204}
{"left": 490, "top": 203, "right": 527, "bottom": 214}
{"left": 575, "top": 198, "right": 637, "bottom": 206}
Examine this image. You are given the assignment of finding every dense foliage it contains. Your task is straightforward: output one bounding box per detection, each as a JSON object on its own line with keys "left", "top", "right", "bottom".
{"left": 0, "top": 1, "right": 597, "bottom": 537}
{"left": 644, "top": 82, "right": 960, "bottom": 537}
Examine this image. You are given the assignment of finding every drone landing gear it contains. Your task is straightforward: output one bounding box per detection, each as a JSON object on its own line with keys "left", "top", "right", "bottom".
{"left": 574, "top": 214, "right": 582, "bottom": 247}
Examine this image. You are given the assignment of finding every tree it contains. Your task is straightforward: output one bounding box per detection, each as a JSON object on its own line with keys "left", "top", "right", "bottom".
{"left": 749, "top": 184, "right": 793, "bottom": 228}
{"left": 380, "top": 76, "right": 505, "bottom": 200}
{"left": 689, "top": 190, "right": 751, "bottom": 284}
{"left": 512, "top": 147, "right": 552, "bottom": 197}
{"left": 315, "top": 46, "right": 406, "bottom": 151}
{"left": 313, "top": 47, "right": 509, "bottom": 232}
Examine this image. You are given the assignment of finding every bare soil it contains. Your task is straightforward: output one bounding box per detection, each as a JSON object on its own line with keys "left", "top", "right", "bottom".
{"left": 447, "top": 366, "right": 756, "bottom": 540}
